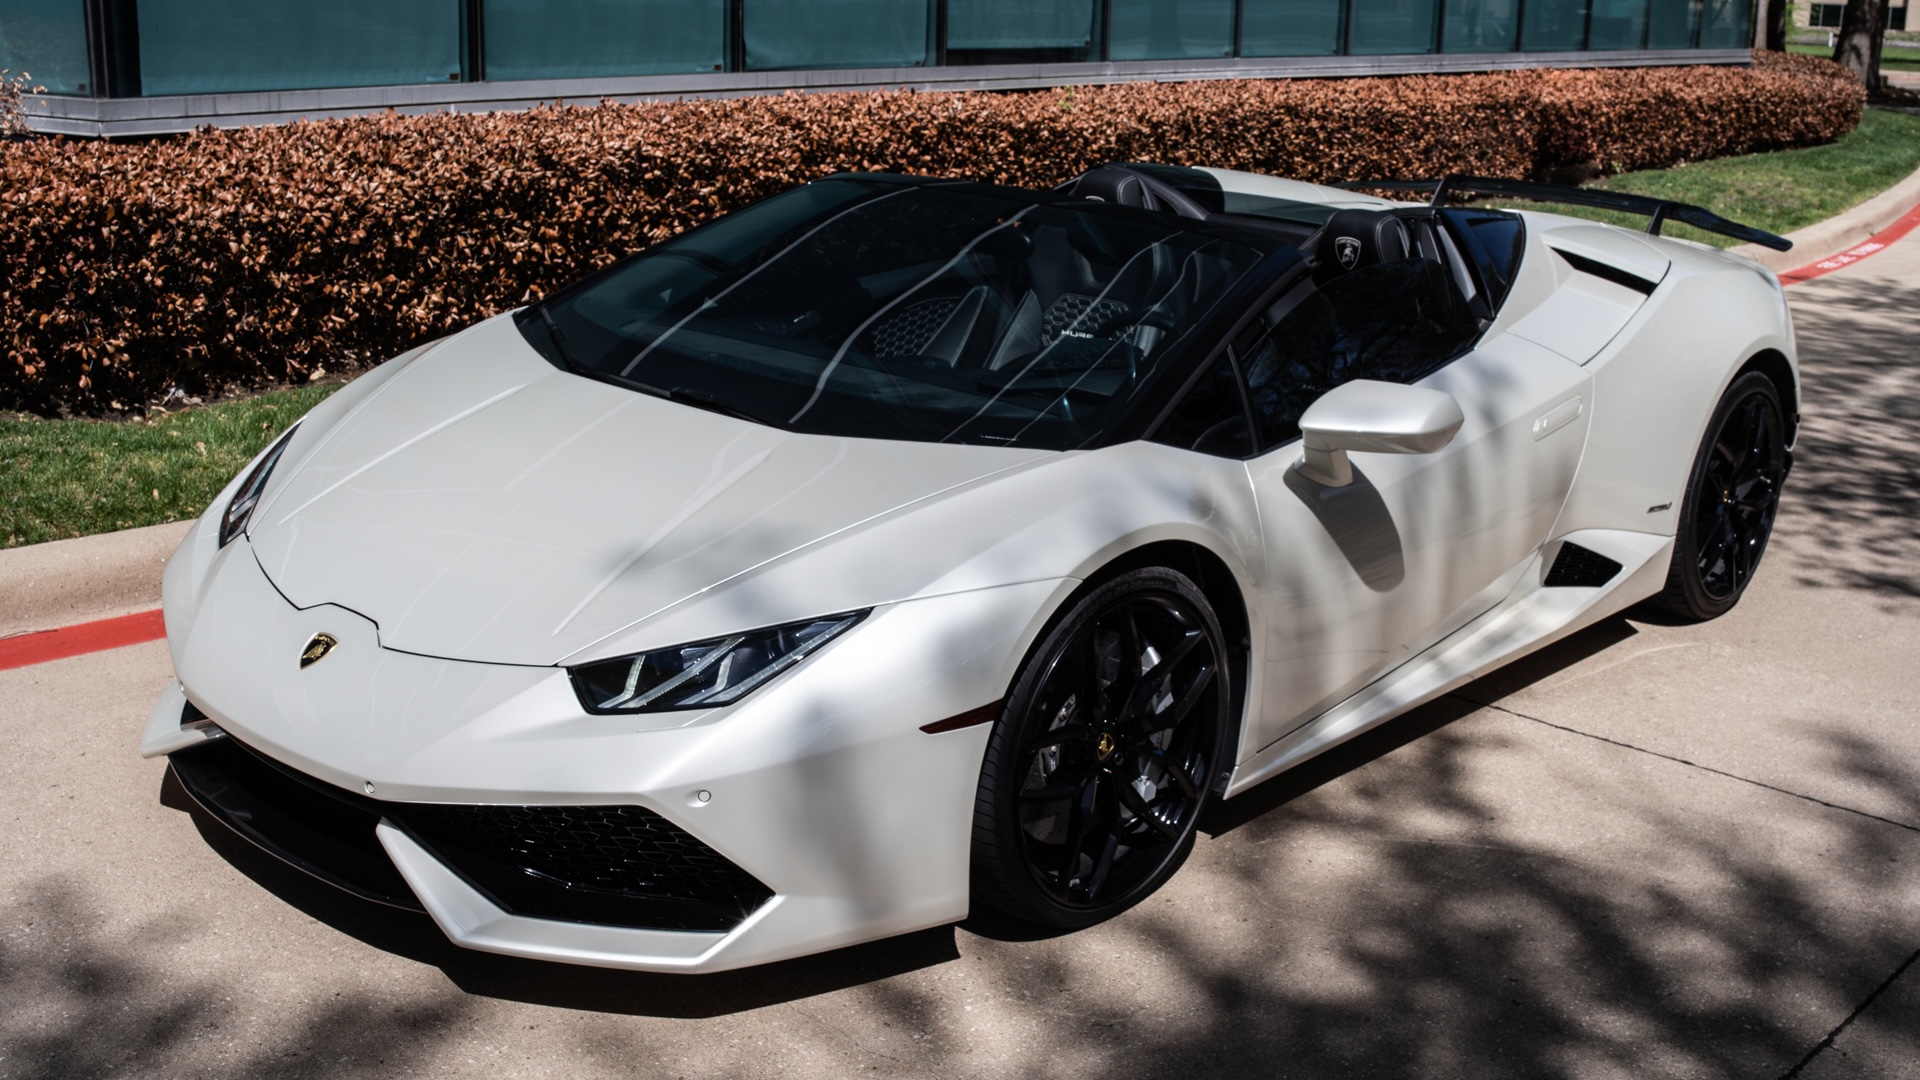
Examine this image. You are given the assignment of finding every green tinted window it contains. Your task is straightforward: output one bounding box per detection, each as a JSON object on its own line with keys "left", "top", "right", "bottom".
{"left": 947, "top": 0, "right": 1094, "bottom": 49}
{"left": 1589, "top": 0, "right": 1649, "bottom": 47}
{"left": 1108, "top": 0, "right": 1233, "bottom": 60}
{"left": 1240, "top": 0, "right": 1342, "bottom": 56}
{"left": 0, "top": 0, "right": 88, "bottom": 95}
{"left": 743, "top": 0, "right": 928, "bottom": 69}
{"left": 482, "top": 0, "right": 725, "bottom": 80}
{"left": 136, "top": 0, "right": 461, "bottom": 95}
{"left": 1647, "top": 0, "right": 1698, "bottom": 46}
{"left": 1443, "top": 0, "right": 1519, "bottom": 50}
{"left": 1351, "top": 0, "right": 1440, "bottom": 53}
{"left": 1698, "top": 0, "right": 1749, "bottom": 46}
{"left": 1521, "top": 0, "right": 1589, "bottom": 49}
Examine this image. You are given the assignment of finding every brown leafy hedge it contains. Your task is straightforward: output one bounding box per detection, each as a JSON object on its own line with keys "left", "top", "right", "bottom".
{"left": 0, "top": 50, "right": 1860, "bottom": 417}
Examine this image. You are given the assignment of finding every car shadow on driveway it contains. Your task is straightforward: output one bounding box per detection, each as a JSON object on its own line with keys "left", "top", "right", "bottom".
{"left": 154, "top": 614, "right": 1643, "bottom": 1020}
{"left": 161, "top": 769, "right": 963, "bottom": 1019}
{"left": 1199, "top": 614, "right": 1640, "bottom": 838}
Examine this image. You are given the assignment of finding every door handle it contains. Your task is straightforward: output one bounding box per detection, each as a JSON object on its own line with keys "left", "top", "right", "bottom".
{"left": 1533, "top": 396, "right": 1583, "bottom": 441}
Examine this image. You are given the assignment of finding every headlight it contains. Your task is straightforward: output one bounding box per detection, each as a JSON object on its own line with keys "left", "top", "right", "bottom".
{"left": 569, "top": 611, "right": 867, "bottom": 713}
{"left": 218, "top": 423, "right": 301, "bottom": 548}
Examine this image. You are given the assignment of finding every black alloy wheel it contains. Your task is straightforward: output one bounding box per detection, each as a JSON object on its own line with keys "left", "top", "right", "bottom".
{"left": 971, "top": 567, "right": 1229, "bottom": 928}
{"left": 1656, "top": 371, "right": 1791, "bottom": 621}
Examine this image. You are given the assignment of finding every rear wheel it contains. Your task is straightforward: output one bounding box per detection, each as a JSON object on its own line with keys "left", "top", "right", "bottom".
{"left": 970, "top": 567, "right": 1228, "bottom": 929}
{"left": 1654, "top": 371, "right": 1790, "bottom": 621}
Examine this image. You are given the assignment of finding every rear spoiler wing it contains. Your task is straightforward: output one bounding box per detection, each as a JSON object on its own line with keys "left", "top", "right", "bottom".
{"left": 1337, "top": 175, "right": 1792, "bottom": 252}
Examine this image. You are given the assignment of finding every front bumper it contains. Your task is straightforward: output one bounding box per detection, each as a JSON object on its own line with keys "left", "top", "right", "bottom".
{"left": 148, "top": 529, "right": 1066, "bottom": 972}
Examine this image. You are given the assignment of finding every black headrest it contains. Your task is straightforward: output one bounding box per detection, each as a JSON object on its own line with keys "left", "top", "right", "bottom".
{"left": 1314, "top": 209, "right": 1411, "bottom": 276}
{"left": 1074, "top": 167, "right": 1155, "bottom": 209}
{"left": 1066, "top": 166, "right": 1210, "bottom": 220}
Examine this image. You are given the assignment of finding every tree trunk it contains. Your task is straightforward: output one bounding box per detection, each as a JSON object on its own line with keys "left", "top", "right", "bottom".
{"left": 1832, "top": 0, "right": 1889, "bottom": 94}
{"left": 1754, "top": 0, "right": 1787, "bottom": 51}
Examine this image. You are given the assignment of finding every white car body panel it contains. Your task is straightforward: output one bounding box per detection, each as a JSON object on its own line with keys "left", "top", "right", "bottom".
{"left": 149, "top": 167, "right": 1799, "bottom": 972}
{"left": 1243, "top": 329, "right": 1591, "bottom": 747}
{"left": 246, "top": 314, "right": 1051, "bottom": 666}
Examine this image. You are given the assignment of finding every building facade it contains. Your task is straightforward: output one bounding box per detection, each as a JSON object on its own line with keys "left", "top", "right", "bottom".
{"left": 4, "top": 0, "right": 1753, "bottom": 137}
{"left": 1801, "top": 0, "right": 1909, "bottom": 31}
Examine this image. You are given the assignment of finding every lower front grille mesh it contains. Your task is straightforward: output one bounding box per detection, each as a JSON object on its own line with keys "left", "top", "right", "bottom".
{"left": 173, "top": 734, "right": 770, "bottom": 933}
{"left": 402, "top": 804, "right": 774, "bottom": 933}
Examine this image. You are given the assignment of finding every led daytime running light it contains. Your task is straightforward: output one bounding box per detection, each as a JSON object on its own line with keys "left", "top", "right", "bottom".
{"left": 569, "top": 611, "right": 867, "bottom": 714}
{"left": 218, "top": 423, "right": 301, "bottom": 548}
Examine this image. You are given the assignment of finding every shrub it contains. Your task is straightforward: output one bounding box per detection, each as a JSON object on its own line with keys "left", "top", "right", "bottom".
{"left": 1, "top": 69, "right": 43, "bottom": 138}
{"left": 0, "top": 51, "right": 1861, "bottom": 417}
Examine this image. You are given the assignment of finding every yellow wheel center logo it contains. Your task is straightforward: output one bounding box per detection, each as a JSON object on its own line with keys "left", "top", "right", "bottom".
{"left": 1096, "top": 731, "right": 1117, "bottom": 761}
{"left": 300, "top": 633, "right": 339, "bottom": 669}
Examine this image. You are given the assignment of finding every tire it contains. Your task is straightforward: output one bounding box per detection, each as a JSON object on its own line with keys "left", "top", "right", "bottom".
{"left": 1653, "top": 371, "right": 1791, "bottom": 621}
{"left": 970, "top": 567, "right": 1230, "bottom": 929}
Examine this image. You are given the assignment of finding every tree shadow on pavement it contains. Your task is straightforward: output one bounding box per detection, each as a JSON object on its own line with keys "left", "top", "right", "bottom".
{"left": 1201, "top": 615, "right": 1641, "bottom": 839}
{"left": 0, "top": 877, "right": 477, "bottom": 1080}
{"left": 159, "top": 769, "right": 963, "bottom": 1019}
{"left": 1776, "top": 272, "right": 1920, "bottom": 606}
{"left": 5, "top": 605, "right": 1917, "bottom": 1078}
{"left": 1073, "top": 719, "right": 1920, "bottom": 1079}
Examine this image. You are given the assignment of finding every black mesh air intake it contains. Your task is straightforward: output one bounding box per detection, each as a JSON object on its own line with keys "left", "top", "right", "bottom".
{"left": 1544, "top": 542, "right": 1624, "bottom": 588}
{"left": 170, "top": 733, "right": 770, "bottom": 933}
{"left": 401, "top": 804, "right": 773, "bottom": 933}
{"left": 170, "top": 734, "right": 425, "bottom": 911}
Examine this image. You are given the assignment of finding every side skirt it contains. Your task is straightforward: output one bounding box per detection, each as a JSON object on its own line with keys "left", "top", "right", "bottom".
{"left": 1222, "top": 528, "right": 1673, "bottom": 799}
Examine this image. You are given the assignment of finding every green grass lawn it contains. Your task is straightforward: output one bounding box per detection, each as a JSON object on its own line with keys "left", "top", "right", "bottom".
{"left": 1491, "top": 107, "right": 1920, "bottom": 246}
{"left": 1, "top": 385, "right": 339, "bottom": 548}
{"left": 1786, "top": 41, "right": 1920, "bottom": 73}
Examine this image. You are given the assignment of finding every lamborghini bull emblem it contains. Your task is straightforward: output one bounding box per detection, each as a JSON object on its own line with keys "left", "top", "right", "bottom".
{"left": 1334, "top": 236, "right": 1362, "bottom": 270}
{"left": 299, "top": 633, "right": 340, "bottom": 669}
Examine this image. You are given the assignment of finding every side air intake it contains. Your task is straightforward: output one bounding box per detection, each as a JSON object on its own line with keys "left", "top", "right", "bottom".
{"left": 1544, "top": 542, "right": 1624, "bottom": 588}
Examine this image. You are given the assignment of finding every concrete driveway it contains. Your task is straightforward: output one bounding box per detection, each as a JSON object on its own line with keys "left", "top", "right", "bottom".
{"left": 3, "top": 238, "right": 1917, "bottom": 1079}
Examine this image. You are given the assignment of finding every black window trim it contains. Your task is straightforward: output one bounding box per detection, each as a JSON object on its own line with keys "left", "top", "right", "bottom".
{"left": 1137, "top": 257, "right": 1312, "bottom": 459}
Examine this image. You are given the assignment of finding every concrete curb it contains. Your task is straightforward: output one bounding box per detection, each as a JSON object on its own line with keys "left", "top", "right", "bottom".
{"left": 0, "top": 520, "right": 192, "bottom": 639}
{"left": 1729, "top": 154, "right": 1920, "bottom": 272}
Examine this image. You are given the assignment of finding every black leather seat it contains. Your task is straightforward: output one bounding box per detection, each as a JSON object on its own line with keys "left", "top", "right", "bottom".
{"left": 1312, "top": 209, "right": 1412, "bottom": 279}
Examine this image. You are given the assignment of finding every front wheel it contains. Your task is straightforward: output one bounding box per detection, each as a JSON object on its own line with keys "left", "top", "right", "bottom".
{"left": 970, "top": 567, "right": 1229, "bottom": 929}
{"left": 1654, "top": 371, "right": 1790, "bottom": 621}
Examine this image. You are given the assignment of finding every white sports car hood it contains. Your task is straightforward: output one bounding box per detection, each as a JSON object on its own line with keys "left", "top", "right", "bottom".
{"left": 248, "top": 315, "right": 1049, "bottom": 666}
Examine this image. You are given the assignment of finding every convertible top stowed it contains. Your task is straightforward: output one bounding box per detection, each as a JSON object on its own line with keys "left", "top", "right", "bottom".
{"left": 145, "top": 160, "right": 1798, "bottom": 972}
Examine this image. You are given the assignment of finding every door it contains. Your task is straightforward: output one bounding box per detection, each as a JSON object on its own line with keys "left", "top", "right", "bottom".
{"left": 1236, "top": 239, "right": 1591, "bottom": 750}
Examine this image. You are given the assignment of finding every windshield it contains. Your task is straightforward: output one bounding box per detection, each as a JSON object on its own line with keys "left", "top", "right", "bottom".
{"left": 526, "top": 179, "right": 1274, "bottom": 449}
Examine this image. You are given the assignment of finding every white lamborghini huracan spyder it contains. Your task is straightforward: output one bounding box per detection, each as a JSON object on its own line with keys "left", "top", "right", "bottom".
{"left": 143, "top": 164, "right": 1796, "bottom": 972}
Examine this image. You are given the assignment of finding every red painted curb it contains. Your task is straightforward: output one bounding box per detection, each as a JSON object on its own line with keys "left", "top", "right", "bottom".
{"left": 0, "top": 608, "right": 167, "bottom": 671}
{"left": 1779, "top": 199, "right": 1920, "bottom": 286}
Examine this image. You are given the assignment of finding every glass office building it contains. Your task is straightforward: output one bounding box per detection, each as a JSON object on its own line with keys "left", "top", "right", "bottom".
{"left": 3, "top": 0, "right": 1752, "bottom": 136}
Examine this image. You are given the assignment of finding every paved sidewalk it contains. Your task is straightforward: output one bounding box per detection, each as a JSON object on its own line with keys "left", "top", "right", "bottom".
{"left": 0, "top": 521, "right": 190, "bottom": 639}
{"left": 1, "top": 241, "right": 1917, "bottom": 1080}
